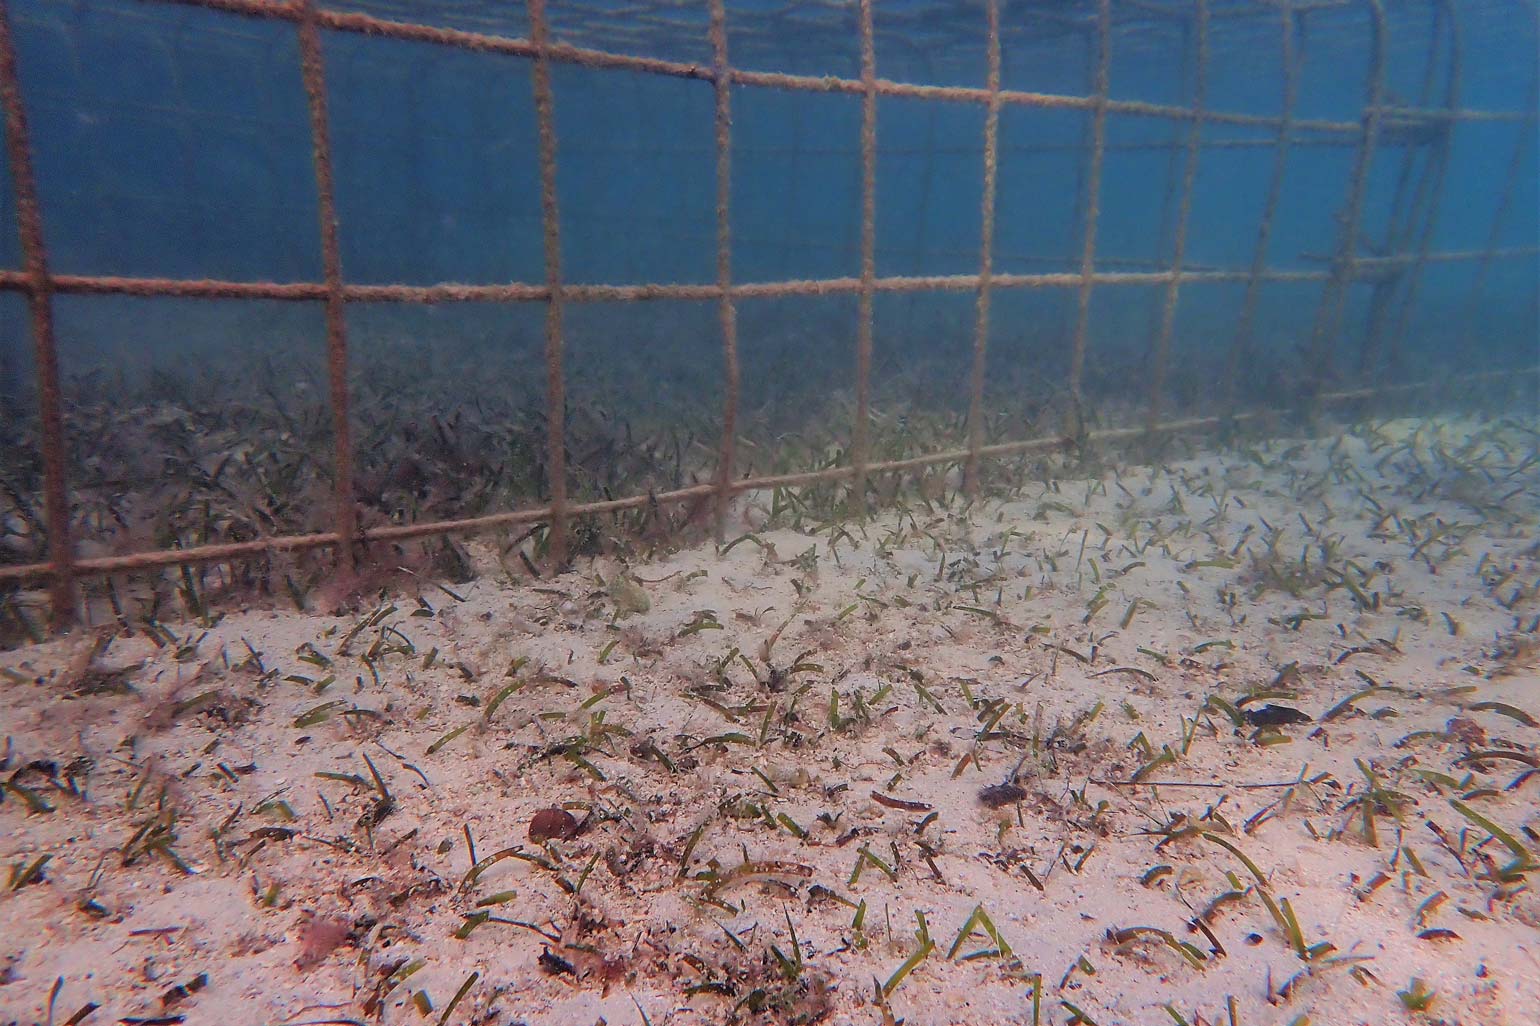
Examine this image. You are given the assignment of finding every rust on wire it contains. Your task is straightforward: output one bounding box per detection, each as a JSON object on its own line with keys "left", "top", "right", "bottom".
{"left": 1144, "top": 0, "right": 1208, "bottom": 435}
{"left": 296, "top": 0, "right": 358, "bottom": 573}
{"left": 0, "top": 252, "right": 1527, "bottom": 308}
{"left": 527, "top": 0, "right": 569, "bottom": 567}
{"left": 709, "top": 0, "right": 739, "bottom": 542}
{"left": 0, "top": 0, "right": 75, "bottom": 628}
{"left": 0, "top": 266, "right": 1373, "bottom": 305}
{"left": 964, "top": 0, "right": 1002, "bottom": 498}
{"left": 850, "top": 0, "right": 877, "bottom": 519}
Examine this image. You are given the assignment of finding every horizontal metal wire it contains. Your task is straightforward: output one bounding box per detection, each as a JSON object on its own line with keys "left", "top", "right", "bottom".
{"left": 2, "top": 366, "right": 1532, "bottom": 588}
{"left": 147, "top": 0, "right": 1530, "bottom": 132}
{"left": 2, "top": 246, "right": 1534, "bottom": 307}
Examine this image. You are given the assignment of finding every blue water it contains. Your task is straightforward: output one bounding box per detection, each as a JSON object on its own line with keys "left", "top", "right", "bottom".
{"left": 2, "top": 1, "right": 1535, "bottom": 373}
{"left": 0, "top": 0, "right": 1535, "bottom": 563}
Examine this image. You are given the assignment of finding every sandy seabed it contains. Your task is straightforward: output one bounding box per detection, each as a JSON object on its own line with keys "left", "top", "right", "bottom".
{"left": 1, "top": 414, "right": 1537, "bottom": 1026}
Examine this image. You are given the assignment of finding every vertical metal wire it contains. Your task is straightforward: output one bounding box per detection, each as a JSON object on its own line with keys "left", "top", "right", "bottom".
{"left": 527, "top": 0, "right": 568, "bottom": 565}
{"left": 1145, "top": 0, "right": 1207, "bottom": 435}
{"left": 0, "top": 0, "right": 75, "bottom": 627}
{"left": 1224, "top": 1, "right": 1297, "bottom": 415}
{"left": 1458, "top": 134, "right": 1534, "bottom": 357}
{"left": 1142, "top": 12, "right": 1192, "bottom": 405}
{"left": 1068, "top": 0, "right": 1110, "bottom": 429}
{"left": 851, "top": 0, "right": 877, "bottom": 516}
{"left": 296, "top": 0, "right": 358, "bottom": 572}
{"left": 1359, "top": 0, "right": 1448, "bottom": 379}
{"left": 1378, "top": 10, "right": 1442, "bottom": 252}
{"left": 1458, "top": 2, "right": 1537, "bottom": 361}
{"left": 1381, "top": 10, "right": 1443, "bottom": 243}
{"left": 1068, "top": 26, "right": 1092, "bottom": 268}
{"left": 963, "top": 0, "right": 1001, "bottom": 497}
{"left": 1306, "top": 0, "right": 1386, "bottom": 389}
{"left": 709, "top": 0, "right": 739, "bottom": 540}
{"left": 1381, "top": 0, "right": 1460, "bottom": 380}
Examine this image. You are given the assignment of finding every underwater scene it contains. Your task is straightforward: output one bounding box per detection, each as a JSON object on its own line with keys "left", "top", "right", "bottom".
{"left": 0, "top": 0, "right": 1536, "bottom": 1023}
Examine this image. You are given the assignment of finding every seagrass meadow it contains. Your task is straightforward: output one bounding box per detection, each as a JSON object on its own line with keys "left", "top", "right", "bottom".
{"left": 0, "top": 1, "right": 1537, "bottom": 1024}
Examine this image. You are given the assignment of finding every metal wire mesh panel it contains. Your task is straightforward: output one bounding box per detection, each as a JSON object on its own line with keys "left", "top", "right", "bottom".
{"left": 0, "top": 0, "right": 1536, "bottom": 632}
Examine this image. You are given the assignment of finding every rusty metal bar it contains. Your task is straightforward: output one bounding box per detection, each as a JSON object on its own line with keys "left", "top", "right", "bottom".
{"left": 1305, "top": 0, "right": 1392, "bottom": 406}
{"left": 1305, "top": 0, "right": 1386, "bottom": 392}
{"left": 554, "top": 133, "right": 1374, "bottom": 157}
{"left": 1368, "top": 103, "right": 1529, "bottom": 124}
{"left": 1068, "top": 0, "right": 1110, "bottom": 425}
{"left": 1145, "top": 0, "right": 1208, "bottom": 435}
{"left": 105, "top": 1, "right": 1530, "bottom": 131}
{"left": 1146, "top": 14, "right": 1192, "bottom": 330}
{"left": 1382, "top": 42, "right": 1443, "bottom": 248}
{"left": 527, "top": 0, "right": 568, "bottom": 567}
{"left": 296, "top": 0, "right": 357, "bottom": 573}
{"left": 6, "top": 257, "right": 1532, "bottom": 309}
{"left": 963, "top": 0, "right": 1002, "bottom": 498}
{"left": 0, "top": 0, "right": 75, "bottom": 628}
{"left": 1358, "top": 0, "right": 1448, "bottom": 379}
{"left": 850, "top": 0, "right": 877, "bottom": 518}
{"left": 1379, "top": 0, "right": 1460, "bottom": 380}
{"left": 1069, "top": 26, "right": 1093, "bottom": 270}
{"left": 1224, "top": 0, "right": 1298, "bottom": 415}
{"left": 0, "top": 270, "right": 1231, "bottom": 301}
{"left": 708, "top": 0, "right": 739, "bottom": 542}
{"left": 3, "top": 366, "right": 1531, "bottom": 589}
{"left": 1458, "top": 130, "right": 1535, "bottom": 356}
{"left": 145, "top": 0, "right": 1498, "bottom": 136}
{"left": 1350, "top": 247, "right": 1538, "bottom": 270}
{"left": 0, "top": 86, "right": 1407, "bottom": 153}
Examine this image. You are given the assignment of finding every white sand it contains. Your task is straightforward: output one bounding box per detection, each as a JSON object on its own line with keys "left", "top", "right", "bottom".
{"left": 2, "top": 415, "right": 1537, "bottom": 1026}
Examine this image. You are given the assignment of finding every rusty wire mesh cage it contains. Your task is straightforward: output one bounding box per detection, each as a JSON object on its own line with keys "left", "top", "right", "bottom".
{"left": 0, "top": 0, "right": 1536, "bottom": 636}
